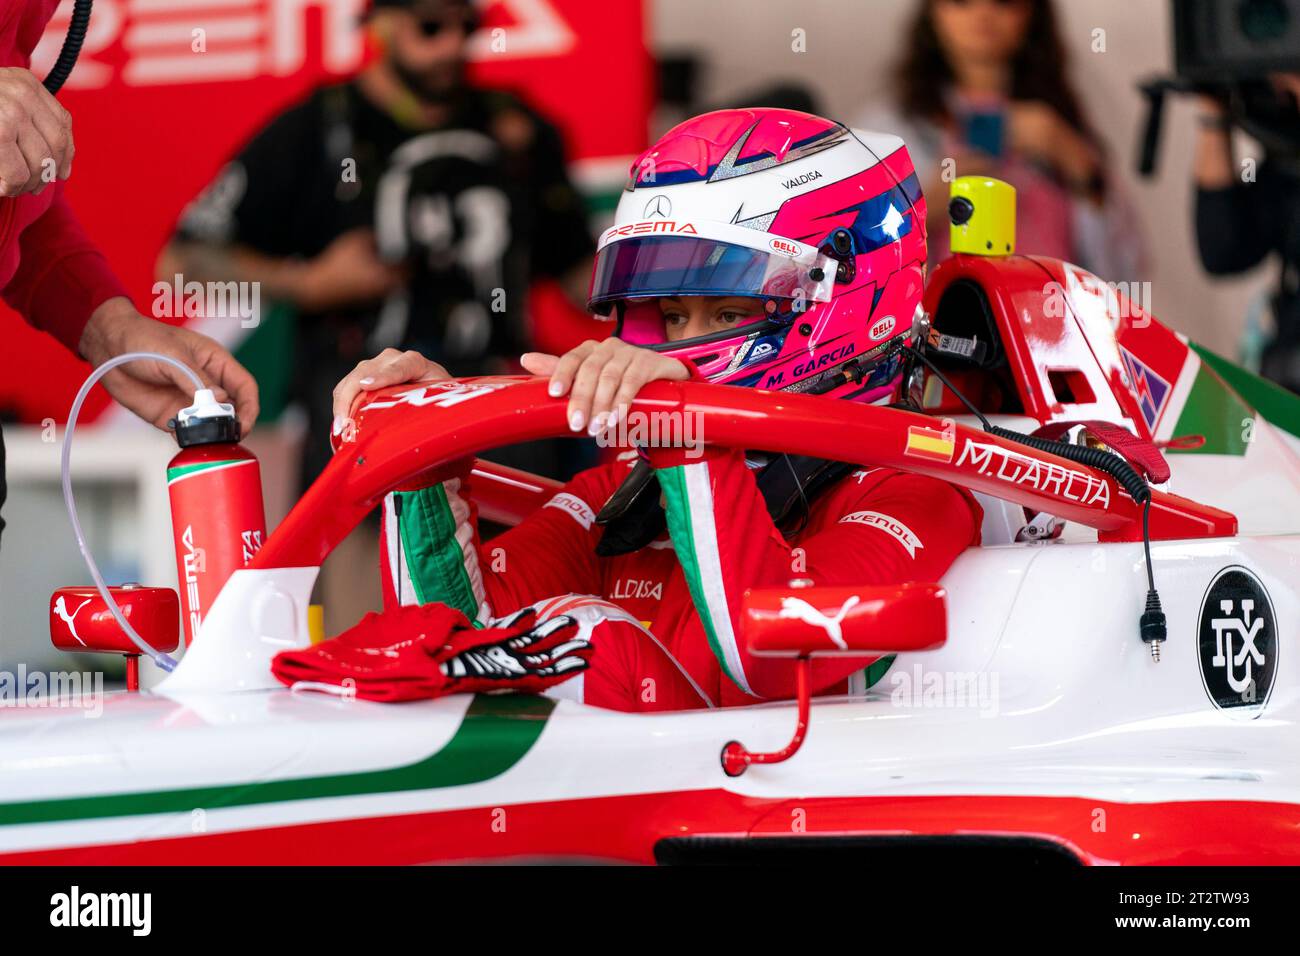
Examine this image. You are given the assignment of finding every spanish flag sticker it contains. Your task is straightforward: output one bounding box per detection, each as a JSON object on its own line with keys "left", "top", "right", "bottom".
{"left": 905, "top": 424, "right": 956, "bottom": 463}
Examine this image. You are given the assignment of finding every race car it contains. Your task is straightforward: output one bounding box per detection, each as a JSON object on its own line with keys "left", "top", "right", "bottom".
{"left": 3, "top": 177, "right": 1298, "bottom": 866}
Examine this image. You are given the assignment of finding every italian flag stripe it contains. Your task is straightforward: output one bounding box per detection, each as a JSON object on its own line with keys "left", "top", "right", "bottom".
{"left": 0, "top": 695, "right": 553, "bottom": 828}
{"left": 397, "top": 482, "right": 485, "bottom": 623}
{"left": 384, "top": 493, "right": 419, "bottom": 607}
{"left": 659, "top": 462, "right": 753, "bottom": 696}
{"left": 166, "top": 459, "right": 253, "bottom": 484}
{"left": 1190, "top": 343, "right": 1300, "bottom": 442}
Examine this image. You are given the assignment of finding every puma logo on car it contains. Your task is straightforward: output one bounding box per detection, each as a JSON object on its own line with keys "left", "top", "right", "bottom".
{"left": 778, "top": 595, "right": 861, "bottom": 650}
{"left": 52, "top": 596, "right": 92, "bottom": 646}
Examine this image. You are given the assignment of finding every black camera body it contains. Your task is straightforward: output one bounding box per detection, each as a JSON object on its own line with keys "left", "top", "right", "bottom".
{"left": 1140, "top": 0, "right": 1300, "bottom": 173}
{"left": 1173, "top": 0, "right": 1300, "bottom": 81}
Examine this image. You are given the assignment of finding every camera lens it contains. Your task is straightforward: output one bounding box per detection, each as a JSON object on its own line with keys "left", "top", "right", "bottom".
{"left": 1238, "top": 0, "right": 1289, "bottom": 43}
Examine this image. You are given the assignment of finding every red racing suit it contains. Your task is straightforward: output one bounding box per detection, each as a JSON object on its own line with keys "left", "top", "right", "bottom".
{"left": 378, "top": 442, "right": 982, "bottom": 712}
{"left": 0, "top": 1, "right": 128, "bottom": 350}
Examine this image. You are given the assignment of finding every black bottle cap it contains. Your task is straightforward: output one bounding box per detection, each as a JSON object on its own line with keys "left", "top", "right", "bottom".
{"left": 172, "top": 414, "right": 241, "bottom": 448}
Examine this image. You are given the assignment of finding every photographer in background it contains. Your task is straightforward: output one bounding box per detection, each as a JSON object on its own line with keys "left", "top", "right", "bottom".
{"left": 1193, "top": 74, "right": 1300, "bottom": 394}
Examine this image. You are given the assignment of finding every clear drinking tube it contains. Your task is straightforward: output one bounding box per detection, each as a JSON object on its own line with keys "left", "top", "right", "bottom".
{"left": 61, "top": 352, "right": 205, "bottom": 672}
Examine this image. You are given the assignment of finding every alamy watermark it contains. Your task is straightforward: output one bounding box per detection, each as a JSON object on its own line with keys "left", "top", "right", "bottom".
{"left": 1042, "top": 278, "right": 1153, "bottom": 329}
{"left": 0, "top": 666, "right": 104, "bottom": 719}
{"left": 152, "top": 273, "right": 261, "bottom": 329}
{"left": 888, "top": 663, "right": 1000, "bottom": 718}
{"left": 593, "top": 407, "right": 706, "bottom": 459}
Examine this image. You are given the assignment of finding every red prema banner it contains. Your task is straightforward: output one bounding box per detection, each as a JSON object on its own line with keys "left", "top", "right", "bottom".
{"left": 0, "top": 0, "right": 649, "bottom": 425}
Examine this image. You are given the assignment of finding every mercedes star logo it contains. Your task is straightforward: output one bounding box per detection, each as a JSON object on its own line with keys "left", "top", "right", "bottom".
{"left": 644, "top": 195, "right": 671, "bottom": 218}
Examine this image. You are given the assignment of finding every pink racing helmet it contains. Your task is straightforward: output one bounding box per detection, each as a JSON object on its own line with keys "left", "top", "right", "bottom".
{"left": 589, "top": 108, "right": 928, "bottom": 403}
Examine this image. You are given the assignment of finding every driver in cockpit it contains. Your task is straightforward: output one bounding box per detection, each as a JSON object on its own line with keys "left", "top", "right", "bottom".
{"left": 315, "top": 109, "right": 983, "bottom": 710}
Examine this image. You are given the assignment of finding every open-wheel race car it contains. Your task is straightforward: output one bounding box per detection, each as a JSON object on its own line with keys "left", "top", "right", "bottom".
{"left": 4, "top": 174, "right": 1300, "bottom": 866}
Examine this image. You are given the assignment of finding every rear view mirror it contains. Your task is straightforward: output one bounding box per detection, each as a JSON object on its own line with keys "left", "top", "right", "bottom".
{"left": 740, "top": 582, "right": 947, "bottom": 657}
{"left": 723, "top": 582, "right": 948, "bottom": 777}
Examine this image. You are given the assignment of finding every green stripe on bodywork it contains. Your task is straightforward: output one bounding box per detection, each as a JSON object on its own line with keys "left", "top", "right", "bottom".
{"left": 397, "top": 485, "right": 479, "bottom": 620}
{"left": 863, "top": 654, "right": 896, "bottom": 689}
{"left": 166, "top": 459, "right": 250, "bottom": 483}
{"left": 1190, "top": 343, "right": 1300, "bottom": 440}
{"left": 1168, "top": 357, "right": 1254, "bottom": 455}
{"left": 658, "top": 465, "right": 743, "bottom": 688}
{"left": 0, "top": 695, "right": 552, "bottom": 828}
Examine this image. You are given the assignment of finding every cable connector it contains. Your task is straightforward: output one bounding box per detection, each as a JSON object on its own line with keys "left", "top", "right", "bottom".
{"left": 1140, "top": 589, "right": 1167, "bottom": 661}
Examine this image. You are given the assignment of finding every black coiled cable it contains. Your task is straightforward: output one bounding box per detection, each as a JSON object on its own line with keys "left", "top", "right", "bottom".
{"left": 985, "top": 424, "right": 1150, "bottom": 505}
{"left": 908, "top": 344, "right": 1167, "bottom": 657}
{"left": 43, "top": 0, "right": 93, "bottom": 95}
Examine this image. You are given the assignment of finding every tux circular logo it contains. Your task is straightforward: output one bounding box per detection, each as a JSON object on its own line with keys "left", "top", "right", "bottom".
{"left": 1198, "top": 567, "right": 1277, "bottom": 715}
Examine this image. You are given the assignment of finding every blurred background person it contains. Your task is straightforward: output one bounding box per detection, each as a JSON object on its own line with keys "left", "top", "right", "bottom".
{"left": 158, "top": 0, "right": 594, "bottom": 628}
{"left": 161, "top": 0, "right": 593, "bottom": 490}
{"left": 1193, "top": 74, "right": 1300, "bottom": 395}
{"left": 858, "top": 0, "right": 1145, "bottom": 279}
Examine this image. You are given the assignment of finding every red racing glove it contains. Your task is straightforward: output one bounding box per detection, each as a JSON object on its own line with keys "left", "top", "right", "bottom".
{"left": 271, "top": 603, "right": 591, "bottom": 702}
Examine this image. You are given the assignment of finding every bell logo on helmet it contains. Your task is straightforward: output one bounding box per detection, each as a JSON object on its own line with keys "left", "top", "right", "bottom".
{"left": 643, "top": 195, "right": 672, "bottom": 218}
{"left": 769, "top": 237, "right": 801, "bottom": 258}
{"left": 869, "top": 316, "right": 897, "bottom": 341}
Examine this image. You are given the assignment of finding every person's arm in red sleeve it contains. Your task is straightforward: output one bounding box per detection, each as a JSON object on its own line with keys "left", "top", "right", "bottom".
{"left": 1, "top": 186, "right": 126, "bottom": 352}
{"left": 379, "top": 461, "right": 609, "bottom": 622}
{"left": 1, "top": 185, "right": 260, "bottom": 434}
{"left": 652, "top": 444, "right": 982, "bottom": 700}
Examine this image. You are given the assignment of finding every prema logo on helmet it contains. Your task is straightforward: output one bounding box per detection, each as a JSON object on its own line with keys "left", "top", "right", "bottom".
{"left": 599, "top": 220, "right": 699, "bottom": 243}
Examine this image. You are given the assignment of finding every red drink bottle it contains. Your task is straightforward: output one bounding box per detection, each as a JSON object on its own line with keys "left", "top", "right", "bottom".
{"left": 167, "top": 390, "right": 266, "bottom": 647}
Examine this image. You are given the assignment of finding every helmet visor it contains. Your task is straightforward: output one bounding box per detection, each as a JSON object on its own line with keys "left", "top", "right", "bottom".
{"left": 588, "top": 220, "right": 836, "bottom": 314}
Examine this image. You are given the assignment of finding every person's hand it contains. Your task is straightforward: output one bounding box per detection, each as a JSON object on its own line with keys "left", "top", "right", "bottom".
{"left": 331, "top": 348, "right": 450, "bottom": 434}
{"left": 1270, "top": 72, "right": 1300, "bottom": 105}
{"left": 0, "top": 67, "right": 73, "bottom": 197}
{"left": 521, "top": 339, "right": 689, "bottom": 435}
{"left": 78, "top": 297, "right": 259, "bottom": 436}
{"left": 1195, "top": 94, "right": 1228, "bottom": 119}
{"left": 289, "top": 229, "right": 404, "bottom": 312}
{"left": 1008, "top": 100, "right": 1099, "bottom": 187}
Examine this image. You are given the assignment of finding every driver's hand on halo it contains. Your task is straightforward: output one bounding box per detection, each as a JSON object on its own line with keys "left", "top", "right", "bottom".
{"left": 522, "top": 339, "right": 689, "bottom": 437}
{"left": 331, "top": 348, "right": 450, "bottom": 436}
